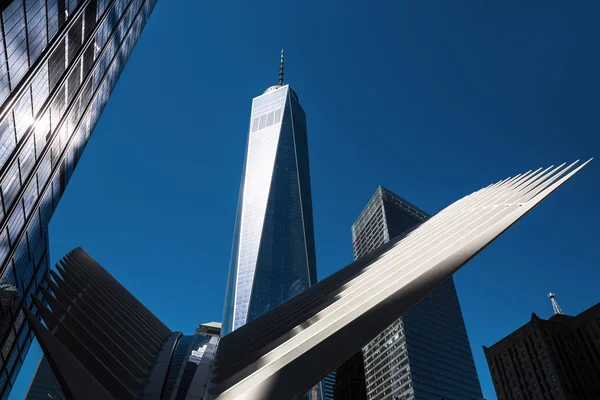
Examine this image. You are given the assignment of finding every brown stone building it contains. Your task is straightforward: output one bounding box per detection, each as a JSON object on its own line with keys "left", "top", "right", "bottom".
{"left": 484, "top": 302, "right": 600, "bottom": 400}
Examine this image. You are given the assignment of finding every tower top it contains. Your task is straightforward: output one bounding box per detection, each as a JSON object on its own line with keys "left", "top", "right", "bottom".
{"left": 548, "top": 292, "right": 564, "bottom": 315}
{"left": 263, "top": 50, "right": 298, "bottom": 100}
{"left": 278, "top": 49, "right": 284, "bottom": 86}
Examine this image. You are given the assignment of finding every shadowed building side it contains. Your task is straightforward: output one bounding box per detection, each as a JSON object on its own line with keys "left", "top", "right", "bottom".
{"left": 25, "top": 355, "right": 64, "bottom": 400}
{"left": 484, "top": 295, "right": 600, "bottom": 400}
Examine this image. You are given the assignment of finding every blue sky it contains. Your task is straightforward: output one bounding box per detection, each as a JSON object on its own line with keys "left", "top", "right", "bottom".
{"left": 10, "top": 1, "right": 600, "bottom": 399}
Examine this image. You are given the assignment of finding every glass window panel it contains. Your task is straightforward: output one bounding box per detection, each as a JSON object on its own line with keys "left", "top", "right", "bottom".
{"left": 48, "top": 38, "right": 66, "bottom": 92}
{"left": 47, "top": 0, "right": 60, "bottom": 43}
{"left": 31, "top": 63, "right": 49, "bottom": 116}
{"left": 26, "top": 0, "right": 48, "bottom": 65}
{"left": 22, "top": 178, "right": 37, "bottom": 219}
{"left": 7, "top": 203, "right": 25, "bottom": 247}
{"left": 34, "top": 110, "right": 51, "bottom": 159}
{"left": 37, "top": 152, "right": 52, "bottom": 191}
{"left": 65, "top": 146, "right": 74, "bottom": 181}
{"left": 67, "top": 0, "right": 78, "bottom": 15}
{"left": 0, "top": 260, "right": 17, "bottom": 332}
{"left": 58, "top": 121, "right": 69, "bottom": 151}
{"left": 0, "top": 117, "right": 16, "bottom": 167}
{"left": 13, "top": 311, "right": 24, "bottom": 336}
{"left": 67, "top": 15, "right": 83, "bottom": 63}
{"left": 13, "top": 89, "right": 33, "bottom": 142}
{"left": 1, "top": 163, "right": 21, "bottom": 213}
{"left": 97, "top": 0, "right": 107, "bottom": 18}
{"left": 67, "top": 60, "right": 82, "bottom": 104}
{"left": 14, "top": 244, "right": 33, "bottom": 298}
{"left": 50, "top": 86, "right": 66, "bottom": 129}
{"left": 27, "top": 217, "right": 44, "bottom": 266}
{"left": 38, "top": 191, "right": 52, "bottom": 228}
{"left": 51, "top": 174, "right": 60, "bottom": 210}
{"left": 19, "top": 137, "right": 35, "bottom": 180}
{"left": 0, "top": 34, "right": 9, "bottom": 103}
{"left": 57, "top": 0, "right": 66, "bottom": 29}
{"left": 82, "top": 41, "right": 94, "bottom": 79}
{"left": 0, "top": 229, "right": 10, "bottom": 271}
{"left": 2, "top": 330, "right": 15, "bottom": 361}
{"left": 3, "top": 2, "right": 29, "bottom": 89}
{"left": 84, "top": 0, "right": 98, "bottom": 40}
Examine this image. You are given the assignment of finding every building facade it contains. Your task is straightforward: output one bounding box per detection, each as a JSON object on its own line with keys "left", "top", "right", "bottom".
{"left": 334, "top": 352, "right": 367, "bottom": 400}
{"left": 352, "top": 186, "right": 483, "bottom": 400}
{"left": 195, "top": 321, "right": 222, "bottom": 337}
{"left": 25, "top": 355, "right": 64, "bottom": 399}
{"left": 0, "top": 0, "right": 156, "bottom": 396}
{"left": 484, "top": 302, "right": 600, "bottom": 400}
{"left": 221, "top": 53, "right": 317, "bottom": 335}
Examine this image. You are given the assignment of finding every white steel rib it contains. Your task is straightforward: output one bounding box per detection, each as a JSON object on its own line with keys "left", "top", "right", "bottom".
{"left": 207, "top": 159, "right": 592, "bottom": 400}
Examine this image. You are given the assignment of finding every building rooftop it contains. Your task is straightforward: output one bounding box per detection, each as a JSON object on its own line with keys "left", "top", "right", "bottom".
{"left": 200, "top": 322, "right": 222, "bottom": 329}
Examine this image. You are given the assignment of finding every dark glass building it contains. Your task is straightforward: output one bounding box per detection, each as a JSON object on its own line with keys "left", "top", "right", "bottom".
{"left": 350, "top": 186, "right": 483, "bottom": 400}
{"left": 484, "top": 301, "right": 600, "bottom": 400}
{"left": 334, "top": 352, "right": 367, "bottom": 400}
{"left": 221, "top": 52, "right": 317, "bottom": 336}
{"left": 25, "top": 355, "right": 64, "bottom": 399}
{"left": 0, "top": 0, "right": 156, "bottom": 396}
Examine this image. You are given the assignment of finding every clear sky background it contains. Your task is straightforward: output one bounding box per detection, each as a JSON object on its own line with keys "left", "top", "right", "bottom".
{"left": 9, "top": 1, "right": 600, "bottom": 399}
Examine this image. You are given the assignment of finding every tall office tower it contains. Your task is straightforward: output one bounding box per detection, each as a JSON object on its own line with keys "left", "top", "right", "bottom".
{"left": 222, "top": 51, "right": 317, "bottom": 335}
{"left": 484, "top": 296, "right": 600, "bottom": 400}
{"left": 350, "top": 186, "right": 483, "bottom": 400}
{"left": 0, "top": 0, "right": 156, "bottom": 396}
{"left": 334, "top": 352, "right": 367, "bottom": 399}
{"left": 24, "top": 356, "right": 64, "bottom": 399}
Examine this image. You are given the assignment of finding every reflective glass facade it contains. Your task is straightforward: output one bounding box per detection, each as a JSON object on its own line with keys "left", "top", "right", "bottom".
{"left": 161, "top": 334, "right": 212, "bottom": 400}
{"left": 0, "top": 0, "right": 156, "bottom": 396}
{"left": 222, "top": 84, "right": 317, "bottom": 335}
{"left": 354, "top": 187, "right": 483, "bottom": 400}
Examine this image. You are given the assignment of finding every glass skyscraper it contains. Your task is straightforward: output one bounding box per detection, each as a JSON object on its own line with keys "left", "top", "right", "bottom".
{"left": 25, "top": 356, "right": 64, "bottom": 399}
{"left": 354, "top": 186, "right": 483, "bottom": 400}
{"left": 222, "top": 53, "right": 317, "bottom": 336}
{"left": 0, "top": 0, "right": 156, "bottom": 396}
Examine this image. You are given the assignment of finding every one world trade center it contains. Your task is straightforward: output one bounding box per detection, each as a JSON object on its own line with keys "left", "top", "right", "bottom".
{"left": 222, "top": 51, "right": 317, "bottom": 335}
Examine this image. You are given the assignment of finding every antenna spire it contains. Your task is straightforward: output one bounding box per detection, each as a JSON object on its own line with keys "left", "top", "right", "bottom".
{"left": 278, "top": 49, "right": 284, "bottom": 86}
{"left": 548, "top": 292, "right": 564, "bottom": 315}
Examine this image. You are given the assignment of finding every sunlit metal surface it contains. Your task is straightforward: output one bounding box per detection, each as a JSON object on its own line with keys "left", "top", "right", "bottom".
{"left": 210, "top": 160, "right": 592, "bottom": 400}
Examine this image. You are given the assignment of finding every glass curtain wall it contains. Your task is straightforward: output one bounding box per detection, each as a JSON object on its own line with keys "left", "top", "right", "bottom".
{"left": 0, "top": 0, "right": 157, "bottom": 396}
